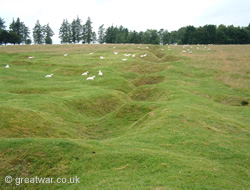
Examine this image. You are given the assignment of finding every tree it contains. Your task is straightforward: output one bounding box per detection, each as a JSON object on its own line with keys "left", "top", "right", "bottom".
{"left": 59, "top": 19, "right": 71, "bottom": 43}
{"left": 92, "top": 31, "right": 97, "bottom": 43}
{"left": 0, "top": 30, "right": 8, "bottom": 44}
{"left": 9, "top": 17, "right": 30, "bottom": 44}
{"left": 0, "top": 17, "right": 6, "bottom": 30}
{"left": 8, "top": 31, "right": 21, "bottom": 45}
{"left": 98, "top": 24, "right": 105, "bottom": 44}
{"left": 71, "top": 19, "right": 77, "bottom": 43}
{"left": 20, "top": 23, "right": 30, "bottom": 44}
{"left": 10, "top": 18, "right": 21, "bottom": 37}
{"left": 216, "top": 24, "right": 229, "bottom": 44}
{"left": 84, "top": 17, "right": 93, "bottom": 44}
{"left": 105, "top": 25, "right": 116, "bottom": 43}
{"left": 43, "top": 23, "right": 54, "bottom": 44}
{"left": 169, "top": 31, "right": 178, "bottom": 44}
{"left": 143, "top": 29, "right": 160, "bottom": 44}
{"left": 33, "top": 20, "right": 44, "bottom": 44}
{"left": 128, "top": 30, "right": 140, "bottom": 43}
{"left": 25, "top": 39, "right": 32, "bottom": 45}
{"left": 203, "top": 24, "right": 217, "bottom": 44}
{"left": 162, "top": 30, "right": 170, "bottom": 45}
{"left": 158, "top": 29, "right": 164, "bottom": 45}
{"left": 74, "top": 16, "right": 82, "bottom": 43}
{"left": 182, "top": 25, "right": 196, "bottom": 44}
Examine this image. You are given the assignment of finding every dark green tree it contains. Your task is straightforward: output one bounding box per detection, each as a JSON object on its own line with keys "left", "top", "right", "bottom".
{"left": 0, "top": 30, "right": 8, "bottom": 44}
{"left": 182, "top": 25, "right": 196, "bottom": 44}
{"left": 71, "top": 17, "right": 82, "bottom": 43}
{"left": 9, "top": 18, "right": 29, "bottom": 44}
{"left": 8, "top": 31, "right": 21, "bottom": 45}
{"left": 0, "top": 17, "right": 6, "bottom": 30}
{"left": 59, "top": 19, "right": 71, "bottom": 43}
{"left": 162, "top": 30, "right": 170, "bottom": 44}
{"left": 216, "top": 24, "right": 229, "bottom": 44}
{"left": 33, "top": 20, "right": 44, "bottom": 44}
{"left": 158, "top": 29, "right": 164, "bottom": 45}
{"left": 105, "top": 25, "right": 116, "bottom": 43}
{"left": 43, "top": 23, "right": 54, "bottom": 44}
{"left": 83, "top": 17, "right": 93, "bottom": 44}
{"left": 98, "top": 24, "right": 105, "bottom": 44}
{"left": 92, "top": 31, "right": 97, "bottom": 43}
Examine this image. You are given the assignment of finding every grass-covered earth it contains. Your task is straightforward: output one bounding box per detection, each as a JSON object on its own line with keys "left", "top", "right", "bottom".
{"left": 0, "top": 44, "right": 249, "bottom": 189}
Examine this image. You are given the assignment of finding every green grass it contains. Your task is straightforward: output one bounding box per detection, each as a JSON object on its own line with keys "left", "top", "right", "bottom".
{"left": 0, "top": 44, "right": 249, "bottom": 189}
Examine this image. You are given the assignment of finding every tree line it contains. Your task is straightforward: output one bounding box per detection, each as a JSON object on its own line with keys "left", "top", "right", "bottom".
{"left": 1, "top": 16, "right": 250, "bottom": 45}
{"left": 0, "top": 17, "right": 54, "bottom": 45}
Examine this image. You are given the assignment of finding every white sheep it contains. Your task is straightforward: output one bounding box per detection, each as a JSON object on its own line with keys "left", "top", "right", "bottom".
{"left": 87, "top": 76, "right": 95, "bottom": 80}
{"left": 100, "top": 56, "right": 105, "bottom": 59}
{"left": 5, "top": 64, "right": 9, "bottom": 68}
{"left": 82, "top": 71, "right": 89, "bottom": 76}
{"left": 132, "top": 54, "right": 135, "bottom": 57}
{"left": 89, "top": 52, "right": 94, "bottom": 55}
{"left": 122, "top": 59, "right": 128, "bottom": 61}
{"left": 98, "top": 70, "right": 103, "bottom": 76}
{"left": 45, "top": 74, "right": 53, "bottom": 78}
{"left": 64, "top": 53, "right": 68, "bottom": 56}
{"left": 28, "top": 56, "right": 34, "bottom": 59}
{"left": 114, "top": 51, "right": 118, "bottom": 55}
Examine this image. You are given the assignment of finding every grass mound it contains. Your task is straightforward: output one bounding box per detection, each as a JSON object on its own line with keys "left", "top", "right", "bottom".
{"left": 133, "top": 75, "right": 165, "bottom": 86}
{"left": 130, "top": 86, "right": 168, "bottom": 101}
{"left": 65, "top": 91, "right": 129, "bottom": 117}
{"left": 0, "top": 106, "right": 59, "bottom": 138}
{"left": 0, "top": 44, "right": 249, "bottom": 189}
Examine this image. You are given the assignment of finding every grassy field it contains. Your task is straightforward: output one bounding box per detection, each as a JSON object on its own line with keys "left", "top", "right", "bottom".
{"left": 0, "top": 44, "right": 249, "bottom": 189}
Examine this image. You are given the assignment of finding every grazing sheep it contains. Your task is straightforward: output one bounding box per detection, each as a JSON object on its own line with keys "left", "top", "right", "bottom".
{"left": 114, "top": 51, "right": 118, "bottom": 55}
{"left": 132, "top": 54, "right": 135, "bottom": 57}
{"left": 28, "top": 56, "right": 34, "bottom": 59}
{"left": 122, "top": 59, "right": 128, "bottom": 61}
{"left": 45, "top": 74, "right": 53, "bottom": 78}
{"left": 82, "top": 71, "right": 89, "bottom": 76}
{"left": 87, "top": 76, "right": 95, "bottom": 80}
{"left": 100, "top": 56, "right": 105, "bottom": 59}
{"left": 64, "top": 53, "right": 68, "bottom": 56}
{"left": 98, "top": 70, "right": 103, "bottom": 76}
{"left": 89, "top": 52, "right": 94, "bottom": 55}
{"left": 5, "top": 64, "right": 9, "bottom": 68}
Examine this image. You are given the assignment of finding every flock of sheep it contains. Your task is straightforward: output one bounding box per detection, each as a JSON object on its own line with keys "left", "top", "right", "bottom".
{"left": 3, "top": 46, "right": 149, "bottom": 81}
{"left": 3, "top": 44, "right": 211, "bottom": 81}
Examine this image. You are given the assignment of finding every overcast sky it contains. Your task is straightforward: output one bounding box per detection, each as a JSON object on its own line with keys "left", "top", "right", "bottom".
{"left": 1, "top": 0, "right": 249, "bottom": 44}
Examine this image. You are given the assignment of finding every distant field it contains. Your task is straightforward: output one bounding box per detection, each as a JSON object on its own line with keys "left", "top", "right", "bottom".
{"left": 0, "top": 44, "right": 249, "bottom": 189}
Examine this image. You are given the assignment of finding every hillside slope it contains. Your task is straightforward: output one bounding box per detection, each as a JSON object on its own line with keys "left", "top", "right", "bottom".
{"left": 0, "top": 44, "right": 249, "bottom": 189}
